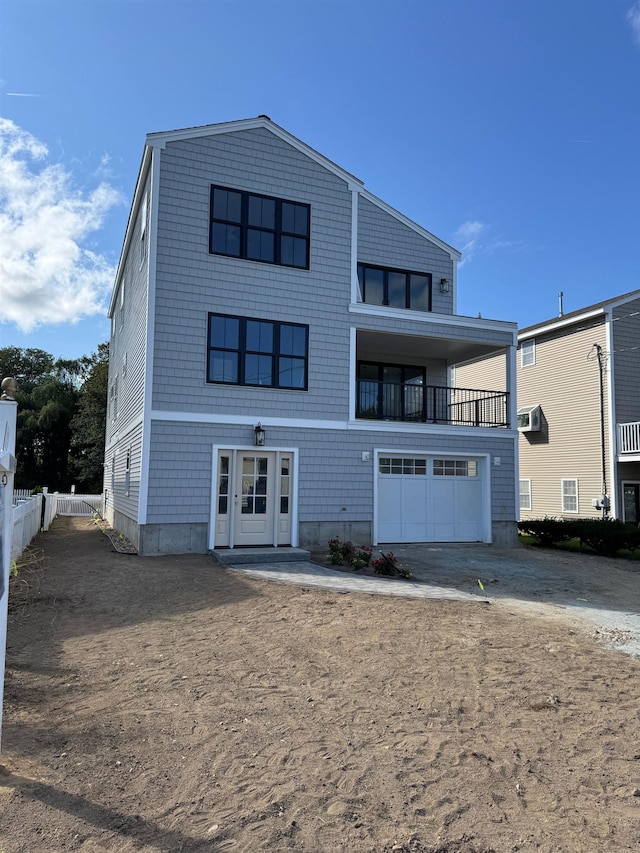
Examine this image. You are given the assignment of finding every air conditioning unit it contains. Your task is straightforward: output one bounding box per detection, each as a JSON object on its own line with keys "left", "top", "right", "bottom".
{"left": 517, "top": 405, "right": 541, "bottom": 433}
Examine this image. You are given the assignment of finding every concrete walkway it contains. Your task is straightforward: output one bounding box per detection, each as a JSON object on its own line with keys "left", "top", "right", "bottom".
{"left": 223, "top": 559, "right": 481, "bottom": 602}
{"left": 219, "top": 543, "right": 640, "bottom": 658}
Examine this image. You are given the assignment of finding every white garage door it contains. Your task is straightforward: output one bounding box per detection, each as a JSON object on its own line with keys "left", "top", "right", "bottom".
{"left": 376, "top": 455, "right": 486, "bottom": 543}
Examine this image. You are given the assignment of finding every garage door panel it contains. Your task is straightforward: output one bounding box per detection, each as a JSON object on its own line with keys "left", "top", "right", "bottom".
{"left": 377, "top": 478, "right": 404, "bottom": 541}
{"left": 456, "top": 481, "right": 483, "bottom": 523}
{"left": 377, "top": 456, "right": 486, "bottom": 544}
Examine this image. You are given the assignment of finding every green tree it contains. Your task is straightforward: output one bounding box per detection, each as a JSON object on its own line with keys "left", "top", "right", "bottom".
{"left": 1, "top": 347, "right": 84, "bottom": 491}
{"left": 69, "top": 343, "right": 109, "bottom": 492}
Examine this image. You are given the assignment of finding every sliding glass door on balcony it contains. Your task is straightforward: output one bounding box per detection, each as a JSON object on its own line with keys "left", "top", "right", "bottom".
{"left": 356, "top": 361, "right": 510, "bottom": 427}
{"left": 358, "top": 363, "right": 425, "bottom": 422}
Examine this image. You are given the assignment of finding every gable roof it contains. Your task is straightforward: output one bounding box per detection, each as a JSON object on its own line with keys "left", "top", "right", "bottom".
{"left": 145, "top": 116, "right": 461, "bottom": 259}
{"left": 519, "top": 288, "right": 640, "bottom": 341}
{"left": 110, "top": 116, "right": 462, "bottom": 315}
{"left": 146, "top": 115, "right": 364, "bottom": 187}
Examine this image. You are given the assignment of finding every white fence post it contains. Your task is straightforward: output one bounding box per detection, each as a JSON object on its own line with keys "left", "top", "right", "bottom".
{"left": 0, "top": 397, "right": 18, "bottom": 753}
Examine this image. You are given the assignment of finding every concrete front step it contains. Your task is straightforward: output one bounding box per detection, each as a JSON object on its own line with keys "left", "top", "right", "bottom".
{"left": 212, "top": 547, "right": 311, "bottom": 566}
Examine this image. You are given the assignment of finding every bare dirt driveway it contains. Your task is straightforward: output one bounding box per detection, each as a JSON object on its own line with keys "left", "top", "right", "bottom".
{"left": 2, "top": 517, "right": 640, "bottom": 853}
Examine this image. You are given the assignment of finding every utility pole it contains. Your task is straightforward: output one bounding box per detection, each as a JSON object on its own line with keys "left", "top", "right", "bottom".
{"left": 594, "top": 344, "right": 609, "bottom": 519}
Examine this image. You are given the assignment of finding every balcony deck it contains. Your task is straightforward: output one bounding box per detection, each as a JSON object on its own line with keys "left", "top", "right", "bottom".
{"left": 356, "top": 380, "right": 509, "bottom": 427}
{"left": 618, "top": 422, "right": 640, "bottom": 455}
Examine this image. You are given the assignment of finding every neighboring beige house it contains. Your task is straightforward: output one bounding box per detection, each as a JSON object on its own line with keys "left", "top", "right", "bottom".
{"left": 457, "top": 290, "right": 640, "bottom": 523}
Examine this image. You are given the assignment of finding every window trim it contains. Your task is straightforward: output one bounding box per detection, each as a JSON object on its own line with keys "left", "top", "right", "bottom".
{"left": 357, "top": 262, "right": 432, "bottom": 312}
{"left": 521, "top": 339, "right": 535, "bottom": 367}
{"left": 519, "top": 478, "right": 532, "bottom": 511}
{"left": 561, "top": 478, "right": 579, "bottom": 513}
{"left": 209, "top": 185, "right": 310, "bottom": 270}
{"left": 207, "top": 312, "right": 309, "bottom": 390}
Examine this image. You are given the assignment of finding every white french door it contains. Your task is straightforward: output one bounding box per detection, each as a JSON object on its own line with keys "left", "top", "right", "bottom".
{"left": 213, "top": 449, "right": 293, "bottom": 548}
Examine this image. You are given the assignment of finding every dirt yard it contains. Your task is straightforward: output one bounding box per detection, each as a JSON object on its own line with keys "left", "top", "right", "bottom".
{"left": 1, "top": 517, "right": 640, "bottom": 853}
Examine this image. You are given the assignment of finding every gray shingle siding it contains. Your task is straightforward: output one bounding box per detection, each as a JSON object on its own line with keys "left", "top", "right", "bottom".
{"left": 105, "top": 120, "right": 518, "bottom": 553}
{"left": 152, "top": 130, "right": 353, "bottom": 418}
{"left": 146, "top": 421, "right": 515, "bottom": 527}
{"left": 357, "top": 195, "right": 455, "bottom": 315}
{"left": 613, "top": 297, "right": 640, "bottom": 424}
{"left": 106, "top": 171, "right": 150, "bottom": 445}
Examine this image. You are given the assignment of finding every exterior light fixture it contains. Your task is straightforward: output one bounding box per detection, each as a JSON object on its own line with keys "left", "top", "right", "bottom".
{"left": 253, "top": 422, "right": 266, "bottom": 446}
{"left": 440, "top": 278, "right": 450, "bottom": 294}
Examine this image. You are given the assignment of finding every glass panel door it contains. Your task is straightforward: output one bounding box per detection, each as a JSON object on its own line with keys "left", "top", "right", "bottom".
{"left": 623, "top": 484, "right": 640, "bottom": 524}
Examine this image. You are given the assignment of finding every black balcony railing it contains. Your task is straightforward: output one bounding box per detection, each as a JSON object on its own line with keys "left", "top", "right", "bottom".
{"left": 356, "top": 380, "right": 509, "bottom": 427}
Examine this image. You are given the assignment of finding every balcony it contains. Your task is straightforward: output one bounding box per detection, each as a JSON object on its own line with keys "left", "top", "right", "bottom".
{"left": 618, "top": 422, "right": 640, "bottom": 456}
{"left": 356, "top": 379, "right": 510, "bottom": 427}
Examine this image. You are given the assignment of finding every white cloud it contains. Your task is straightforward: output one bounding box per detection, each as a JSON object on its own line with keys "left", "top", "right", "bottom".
{"left": 454, "top": 219, "right": 522, "bottom": 266}
{"left": 0, "top": 118, "right": 123, "bottom": 333}
{"left": 454, "top": 220, "right": 486, "bottom": 265}
{"left": 628, "top": 2, "right": 640, "bottom": 45}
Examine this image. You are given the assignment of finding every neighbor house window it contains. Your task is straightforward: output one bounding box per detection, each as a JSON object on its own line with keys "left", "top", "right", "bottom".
{"left": 521, "top": 339, "right": 535, "bottom": 367}
{"left": 207, "top": 313, "right": 308, "bottom": 389}
{"left": 519, "top": 479, "right": 532, "bottom": 511}
{"left": 357, "top": 263, "right": 432, "bottom": 312}
{"left": 210, "top": 186, "right": 310, "bottom": 269}
{"left": 561, "top": 479, "right": 578, "bottom": 513}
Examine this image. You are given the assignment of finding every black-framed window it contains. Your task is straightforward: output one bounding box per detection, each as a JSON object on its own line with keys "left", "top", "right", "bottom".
{"left": 210, "top": 186, "right": 310, "bottom": 269}
{"left": 207, "top": 312, "right": 308, "bottom": 389}
{"left": 357, "top": 263, "right": 432, "bottom": 312}
{"left": 357, "top": 361, "right": 426, "bottom": 421}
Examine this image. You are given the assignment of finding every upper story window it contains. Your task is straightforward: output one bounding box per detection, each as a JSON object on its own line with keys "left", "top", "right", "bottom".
{"left": 210, "top": 186, "right": 310, "bottom": 269}
{"left": 207, "top": 312, "right": 308, "bottom": 390}
{"left": 357, "top": 263, "right": 432, "bottom": 312}
{"left": 521, "top": 339, "right": 535, "bottom": 367}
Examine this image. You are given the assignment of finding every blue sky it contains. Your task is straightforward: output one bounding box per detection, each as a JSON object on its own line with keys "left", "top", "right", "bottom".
{"left": 0, "top": 0, "right": 639, "bottom": 360}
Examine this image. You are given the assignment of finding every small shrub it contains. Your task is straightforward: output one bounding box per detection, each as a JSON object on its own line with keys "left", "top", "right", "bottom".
{"left": 518, "top": 517, "right": 576, "bottom": 547}
{"left": 518, "top": 516, "right": 640, "bottom": 557}
{"left": 327, "top": 537, "right": 344, "bottom": 565}
{"left": 355, "top": 545, "right": 372, "bottom": 566}
{"left": 573, "top": 518, "right": 638, "bottom": 557}
{"left": 371, "top": 551, "right": 398, "bottom": 574}
{"left": 326, "top": 539, "right": 375, "bottom": 572}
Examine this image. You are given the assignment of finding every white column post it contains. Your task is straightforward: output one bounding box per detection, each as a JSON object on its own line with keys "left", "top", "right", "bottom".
{"left": 0, "top": 399, "right": 18, "bottom": 753}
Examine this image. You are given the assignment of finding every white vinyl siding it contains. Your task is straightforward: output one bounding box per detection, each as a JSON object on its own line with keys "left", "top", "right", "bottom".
{"left": 515, "top": 319, "right": 608, "bottom": 521}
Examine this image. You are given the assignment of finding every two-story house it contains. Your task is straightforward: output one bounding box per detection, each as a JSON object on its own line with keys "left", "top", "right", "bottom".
{"left": 458, "top": 290, "right": 640, "bottom": 523}
{"left": 517, "top": 291, "right": 640, "bottom": 522}
{"left": 104, "top": 117, "right": 519, "bottom": 556}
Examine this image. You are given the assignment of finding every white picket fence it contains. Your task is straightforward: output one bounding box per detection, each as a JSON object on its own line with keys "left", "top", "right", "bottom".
{"left": 11, "top": 491, "right": 104, "bottom": 564}
{"left": 44, "top": 493, "right": 104, "bottom": 524}
{"left": 10, "top": 494, "right": 43, "bottom": 563}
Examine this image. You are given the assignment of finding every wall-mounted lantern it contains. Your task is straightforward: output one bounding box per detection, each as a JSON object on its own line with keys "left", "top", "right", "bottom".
{"left": 253, "top": 422, "right": 266, "bottom": 447}
{"left": 440, "top": 278, "right": 450, "bottom": 294}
